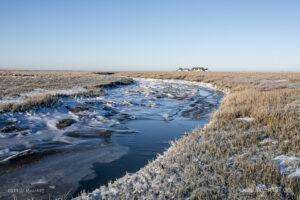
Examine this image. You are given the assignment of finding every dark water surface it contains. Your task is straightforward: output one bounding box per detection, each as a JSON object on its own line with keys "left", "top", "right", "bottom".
{"left": 0, "top": 79, "right": 222, "bottom": 199}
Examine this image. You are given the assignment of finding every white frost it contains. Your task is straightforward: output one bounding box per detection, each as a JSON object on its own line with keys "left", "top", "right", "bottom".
{"left": 0, "top": 87, "right": 87, "bottom": 104}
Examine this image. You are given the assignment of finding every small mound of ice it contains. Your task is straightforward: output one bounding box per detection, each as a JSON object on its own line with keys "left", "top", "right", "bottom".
{"left": 0, "top": 149, "right": 33, "bottom": 163}
{"left": 161, "top": 113, "right": 172, "bottom": 121}
{"left": 274, "top": 155, "right": 300, "bottom": 177}
{"left": 31, "top": 178, "right": 48, "bottom": 185}
{"left": 77, "top": 189, "right": 102, "bottom": 200}
{"left": 289, "top": 169, "right": 300, "bottom": 178}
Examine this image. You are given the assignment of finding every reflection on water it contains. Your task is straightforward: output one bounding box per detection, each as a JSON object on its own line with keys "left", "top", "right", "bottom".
{"left": 0, "top": 79, "right": 222, "bottom": 199}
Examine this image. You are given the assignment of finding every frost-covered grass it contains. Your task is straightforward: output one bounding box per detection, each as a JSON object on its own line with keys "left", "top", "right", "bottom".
{"left": 0, "top": 70, "right": 133, "bottom": 112}
{"left": 0, "top": 70, "right": 130, "bottom": 97}
{"left": 77, "top": 72, "right": 300, "bottom": 199}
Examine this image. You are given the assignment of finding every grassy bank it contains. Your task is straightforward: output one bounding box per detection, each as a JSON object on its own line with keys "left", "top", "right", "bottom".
{"left": 79, "top": 72, "right": 300, "bottom": 199}
{"left": 0, "top": 70, "right": 133, "bottom": 112}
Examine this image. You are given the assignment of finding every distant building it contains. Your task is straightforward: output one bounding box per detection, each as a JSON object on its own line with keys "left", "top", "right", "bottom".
{"left": 191, "top": 67, "right": 208, "bottom": 72}
{"left": 176, "top": 66, "right": 208, "bottom": 72}
{"left": 176, "top": 68, "right": 190, "bottom": 72}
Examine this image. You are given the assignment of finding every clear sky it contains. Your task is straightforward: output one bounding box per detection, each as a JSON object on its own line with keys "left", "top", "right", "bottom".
{"left": 0, "top": 0, "right": 300, "bottom": 72}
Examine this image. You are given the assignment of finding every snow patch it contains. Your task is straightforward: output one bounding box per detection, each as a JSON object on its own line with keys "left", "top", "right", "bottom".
{"left": 260, "top": 138, "right": 278, "bottom": 145}
{"left": 241, "top": 184, "right": 279, "bottom": 194}
{"left": 237, "top": 117, "right": 254, "bottom": 122}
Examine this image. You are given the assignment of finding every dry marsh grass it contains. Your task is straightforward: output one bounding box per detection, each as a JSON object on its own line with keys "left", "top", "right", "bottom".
{"left": 77, "top": 71, "right": 300, "bottom": 200}
{"left": 0, "top": 94, "right": 59, "bottom": 112}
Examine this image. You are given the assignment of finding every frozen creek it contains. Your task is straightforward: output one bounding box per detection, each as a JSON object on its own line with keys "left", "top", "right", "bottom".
{"left": 0, "top": 79, "right": 222, "bottom": 199}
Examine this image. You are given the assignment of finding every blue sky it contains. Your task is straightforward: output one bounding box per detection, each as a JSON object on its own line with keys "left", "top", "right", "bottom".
{"left": 0, "top": 0, "right": 299, "bottom": 71}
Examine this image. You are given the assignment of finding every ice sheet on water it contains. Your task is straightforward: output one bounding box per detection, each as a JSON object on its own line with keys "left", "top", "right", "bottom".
{"left": 0, "top": 145, "right": 129, "bottom": 199}
{"left": 0, "top": 79, "right": 222, "bottom": 163}
{"left": 0, "top": 79, "right": 222, "bottom": 162}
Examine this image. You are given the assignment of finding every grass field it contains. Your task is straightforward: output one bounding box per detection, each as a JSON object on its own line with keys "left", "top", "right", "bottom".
{"left": 1, "top": 70, "right": 299, "bottom": 199}
{"left": 78, "top": 71, "right": 300, "bottom": 199}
